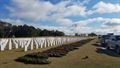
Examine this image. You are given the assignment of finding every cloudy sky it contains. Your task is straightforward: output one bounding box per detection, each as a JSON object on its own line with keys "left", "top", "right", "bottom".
{"left": 0, "top": 0, "right": 120, "bottom": 35}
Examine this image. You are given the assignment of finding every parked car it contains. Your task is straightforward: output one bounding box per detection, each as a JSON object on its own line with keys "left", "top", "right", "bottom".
{"left": 100, "top": 34, "right": 120, "bottom": 55}
{"left": 106, "top": 35, "right": 120, "bottom": 54}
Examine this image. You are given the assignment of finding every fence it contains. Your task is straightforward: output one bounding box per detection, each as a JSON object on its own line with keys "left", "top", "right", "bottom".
{"left": 0, "top": 37, "right": 86, "bottom": 51}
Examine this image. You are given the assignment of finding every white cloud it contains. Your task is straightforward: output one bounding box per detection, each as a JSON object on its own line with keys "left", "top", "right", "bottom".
{"left": 74, "top": 17, "right": 120, "bottom": 27}
{"left": 7, "top": 0, "right": 54, "bottom": 20}
{"left": 72, "top": 26, "right": 93, "bottom": 33}
{"left": 56, "top": 18, "right": 73, "bottom": 26}
{"left": 94, "top": 26, "right": 120, "bottom": 35}
{"left": 88, "top": 1, "right": 120, "bottom": 14}
{"left": 65, "top": 5, "right": 86, "bottom": 16}
{"left": 64, "top": 0, "right": 91, "bottom": 5}
{"left": 72, "top": 17, "right": 120, "bottom": 34}
{"left": 7, "top": 0, "right": 87, "bottom": 26}
{"left": 72, "top": 25, "right": 120, "bottom": 35}
{"left": 50, "top": 2, "right": 87, "bottom": 19}
{"left": 7, "top": 0, "right": 87, "bottom": 19}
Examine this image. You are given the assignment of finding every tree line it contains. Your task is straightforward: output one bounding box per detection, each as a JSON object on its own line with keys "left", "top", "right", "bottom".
{"left": 0, "top": 21, "right": 65, "bottom": 38}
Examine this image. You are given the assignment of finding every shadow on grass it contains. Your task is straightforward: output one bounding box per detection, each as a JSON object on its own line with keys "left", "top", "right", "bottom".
{"left": 92, "top": 43, "right": 101, "bottom": 47}
{"left": 15, "top": 49, "right": 25, "bottom": 52}
{"left": 96, "top": 47, "right": 120, "bottom": 57}
{"left": 2, "top": 62, "right": 8, "bottom": 64}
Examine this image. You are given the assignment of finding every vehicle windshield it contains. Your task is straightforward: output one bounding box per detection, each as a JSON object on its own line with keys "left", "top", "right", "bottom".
{"left": 116, "top": 36, "right": 120, "bottom": 40}
{"left": 102, "top": 35, "right": 110, "bottom": 39}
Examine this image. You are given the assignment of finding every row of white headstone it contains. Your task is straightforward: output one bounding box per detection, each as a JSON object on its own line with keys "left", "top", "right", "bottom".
{"left": 0, "top": 37, "right": 86, "bottom": 51}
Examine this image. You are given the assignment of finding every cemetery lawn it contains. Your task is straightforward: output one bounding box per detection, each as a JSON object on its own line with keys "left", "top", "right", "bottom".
{"left": 0, "top": 38, "right": 120, "bottom": 68}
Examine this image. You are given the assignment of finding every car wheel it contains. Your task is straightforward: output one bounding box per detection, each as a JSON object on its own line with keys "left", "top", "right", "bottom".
{"left": 117, "top": 47, "right": 120, "bottom": 55}
{"left": 106, "top": 46, "right": 110, "bottom": 50}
